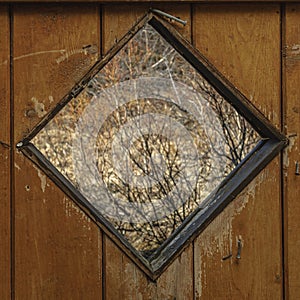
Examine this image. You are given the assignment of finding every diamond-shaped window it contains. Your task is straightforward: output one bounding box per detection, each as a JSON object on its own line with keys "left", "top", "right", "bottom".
{"left": 18, "top": 12, "right": 287, "bottom": 278}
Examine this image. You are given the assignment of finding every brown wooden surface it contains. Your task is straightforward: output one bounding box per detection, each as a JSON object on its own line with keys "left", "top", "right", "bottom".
{"left": 102, "top": 3, "right": 191, "bottom": 54}
{"left": 193, "top": 4, "right": 283, "bottom": 299}
{"left": 13, "top": 5, "right": 102, "bottom": 299}
{"left": 0, "top": 5, "right": 11, "bottom": 300}
{"left": 4, "top": 2, "right": 299, "bottom": 299}
{"left": 284, "top": 4, "right": 300, "bottom": 299}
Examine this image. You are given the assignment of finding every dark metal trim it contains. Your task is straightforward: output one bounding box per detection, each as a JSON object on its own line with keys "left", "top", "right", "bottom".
{"left": 17, "top": 11, "right": 288, "bottom": 280}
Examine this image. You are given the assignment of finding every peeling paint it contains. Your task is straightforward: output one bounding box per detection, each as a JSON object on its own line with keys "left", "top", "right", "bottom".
{"left": 194, "top": 251, "right": 202, "bottom": 298}
{"left": 291, "top": 44, "right": 300, "bottom": 53}
{"left": 285, "top": 44, "right": 300, "bottom": 59}
{"left": 31, "top": 97, "right": 47, "bottom": 118}
{"left": 0, "top": 59, "right": 8, "bottom": 66}
{"left": 14, "top": 162, "right": 21, "bottom": 171}
{"left": 0, "top": 153, "right": 8, "bottom": 160}
{"left": 195, "top": 169, "right": 273, "bottom": 296}
{"left": 252, "top": 104, "right": 279, "bottom": 127}
{"left": 199, "top": 169, "right": 268, "bottom": 258}
{"left": 283, "top": 134, "right": 297, "bottom": 169}
{"left": 62, "top": 196, "right": 91, "bottom": 227}
{"left": 49, "top": 95, "right": 54, "bottom": 103}
{"left": 33, "top": 164, "right": 47, "bottom": 193}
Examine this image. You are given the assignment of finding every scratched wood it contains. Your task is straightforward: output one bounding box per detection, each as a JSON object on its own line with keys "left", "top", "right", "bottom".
{"left": 0, "top": 5, "right": 11, "bottom": 300}
{"left": 102, "top": 4, "right": 194, "bottom": 299}
{"left": 13, "top": 5, "right": 102, "bottom": 298}
{"left": 7, "top": 2, "right": 299, "bottom": 299}
{"left": 284, "top": 5, "right": 300, "bottom": 299}
{"left": 193, "top": 4, "right": 282, "bottom": 299}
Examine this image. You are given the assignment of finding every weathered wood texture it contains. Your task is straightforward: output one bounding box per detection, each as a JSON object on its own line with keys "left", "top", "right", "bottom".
{"left": 284, "top": 4, "right": 300, "bottom": 299}
{"left": 13, "top": 5, "right": 102, "bottom": 299}
{"left": 0, "top": 5, "right": 11, "bottom": 300}
{"left": 193, "top": 4, "right": 282, "bottom": 299}
{"left": 102, "top": 3, "right": 191, "bottom": 54}
{"left": 6, "top": 2, "right": 298, "bottom": 299}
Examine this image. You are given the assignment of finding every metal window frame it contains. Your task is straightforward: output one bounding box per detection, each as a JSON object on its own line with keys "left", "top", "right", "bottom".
{"left": 17, "top": 12, "right": 288, "bottom": 280}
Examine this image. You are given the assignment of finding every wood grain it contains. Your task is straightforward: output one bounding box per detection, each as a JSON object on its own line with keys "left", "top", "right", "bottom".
{"left": 156, "top": 243, "right": 193, "bottom": 299}
{"left": 0, "top": 5, "right": 11, "bottom": 300}
{"left": 105, "top": 236, "right": 194, "bottom": 300}
{"left": 193, "top": 4, "right": 282, "bottom": 299}
{"left": 284, "top": 4, "right": 300, "bottom": 299}
{"left": 7, "top": 2, "right": 297, "bottom": 299}
{"left": 102, "top": 3, "right": 148, "bottom": 54}
{"left": 102, "top": 3, "right": 191, "bottom": 54}
{"left": 105, "top": 237, "right": 156, "bottom": 300}
{"left": 13, "top": 4, "right": 100, "bottom": 142}
{"left": 193, "top": 4, "right": 281, "bottom": 128}
{"left": 13, "top": 5, "right": 102, "bottom": 298}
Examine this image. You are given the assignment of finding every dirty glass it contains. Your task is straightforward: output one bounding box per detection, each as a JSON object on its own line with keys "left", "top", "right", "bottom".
{"left": 32, "top": 24, "right": 260, "bottom": 258}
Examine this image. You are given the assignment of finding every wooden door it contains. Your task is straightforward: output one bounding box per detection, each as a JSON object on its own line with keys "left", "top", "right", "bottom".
{"left": 0, "top": 2, "right": 299, "bottom": 299}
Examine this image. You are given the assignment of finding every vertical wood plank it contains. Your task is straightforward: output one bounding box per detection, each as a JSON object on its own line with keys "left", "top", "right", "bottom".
{"left": 156, "top": 244, "right": 193, "bottom": 299}
{"left": 0, "top": 5, "right": 11, "bottom": 300}
{"left": 103, "top": 4, "right": 194, "bottom": 299}
{"left": 193, "top": 4, "right": 281, "bottom": 128}
{"left": 105, "top": 237, "right": 194, "bottom": 300}
{"left": 105, "top": 237, "right": 156, "bottom": 300}
{"left": 284, "top": 4, "right": 300, "bottom": 299}
{"left": 14, "top": 4, "right": 100, "bottom": 142}
{"left": 193, "top": 4, "right": 282, "bottom": 299}
{"left": 13, "top": 5, "right": 103, "bottom": 299}
{"left": 102, "top": 3, "right": 149, "bottom": 54}
{"left": 102, "top": 3, "right": 191, "bottom": 54}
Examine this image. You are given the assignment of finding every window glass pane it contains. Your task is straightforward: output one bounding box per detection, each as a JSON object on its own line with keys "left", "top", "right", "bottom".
{"left": 32, "top": 23, "right": 260, "bottom": 258}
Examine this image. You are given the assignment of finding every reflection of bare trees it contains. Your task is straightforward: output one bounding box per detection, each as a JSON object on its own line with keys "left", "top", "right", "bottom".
{"left": 32, "top": 23, "right": 260, "bottom": 257}
{"left": 96, "top": 98, "right": 211, "bottom": 256}
{"left": 197, "top": 80, "right": 258, "bottom": 169}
